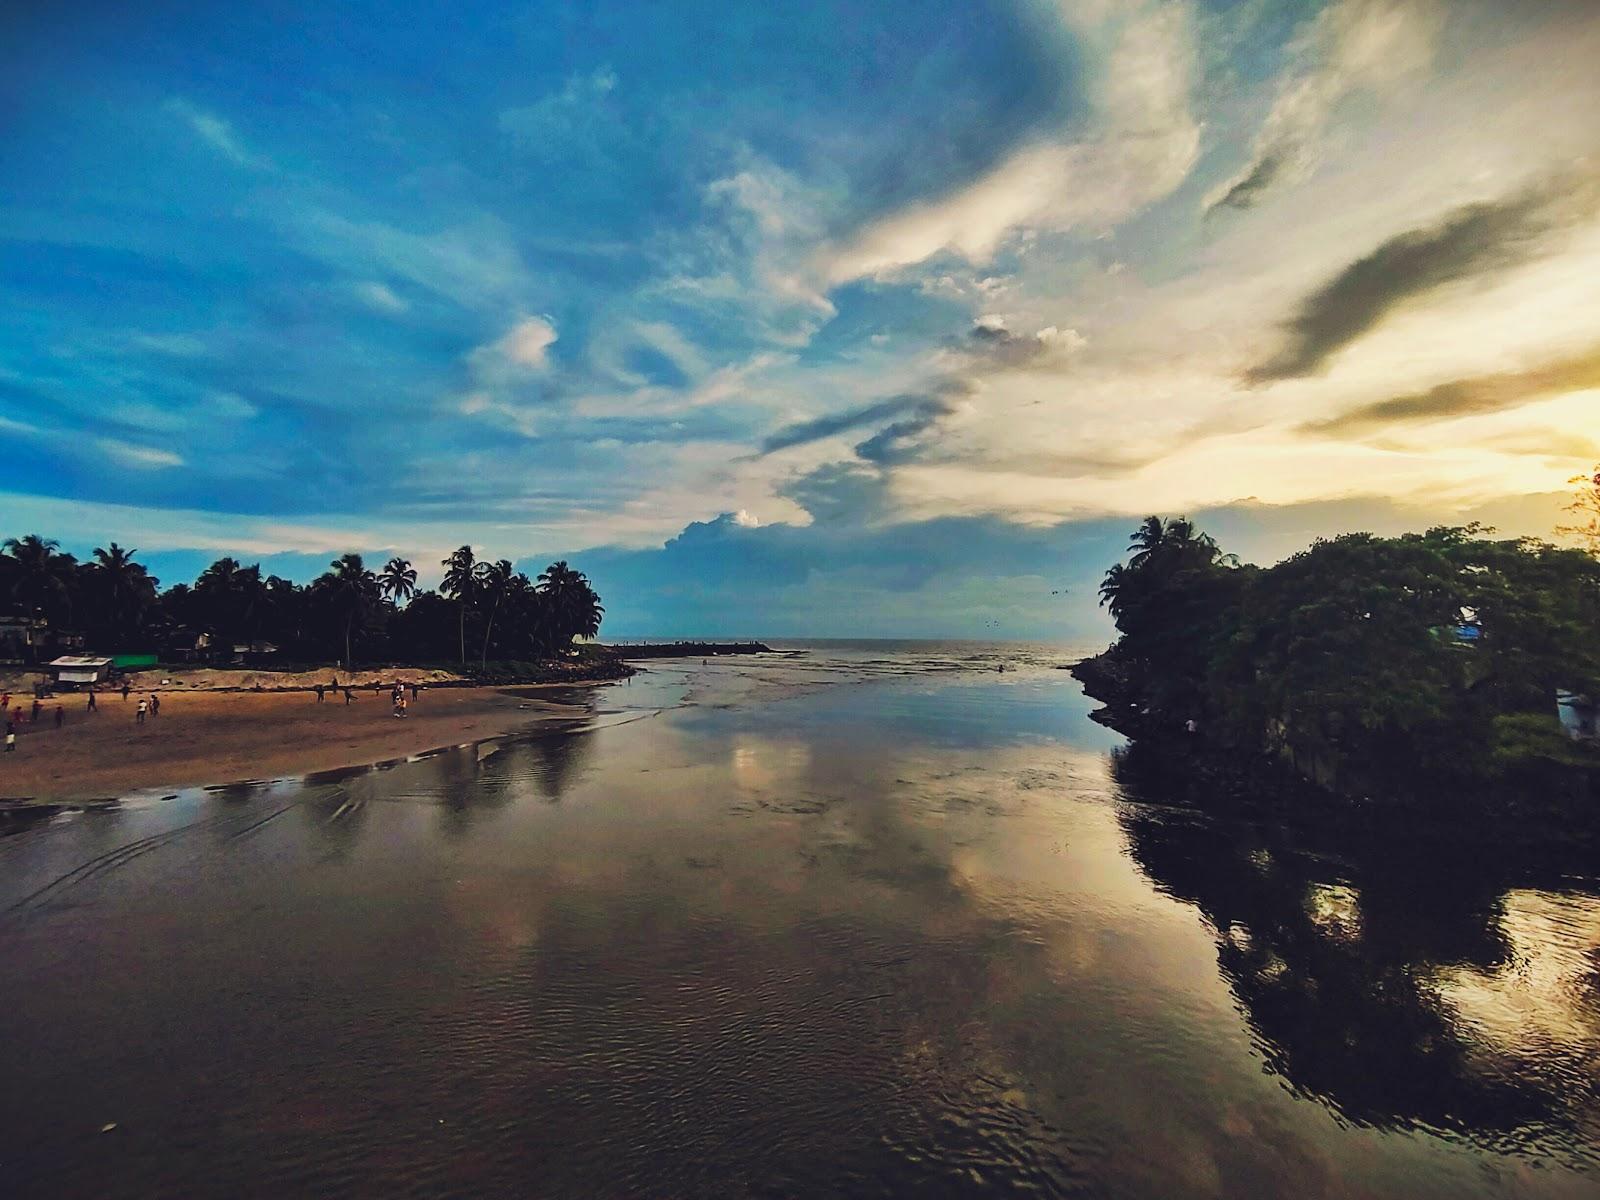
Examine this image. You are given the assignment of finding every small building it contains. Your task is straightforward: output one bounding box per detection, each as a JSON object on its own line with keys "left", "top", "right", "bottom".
{"left": 49, "top": 656, "right": 116, "bottom": 686}
{"left": 1556, "top": 690, "right": 1598, "bottom": 742}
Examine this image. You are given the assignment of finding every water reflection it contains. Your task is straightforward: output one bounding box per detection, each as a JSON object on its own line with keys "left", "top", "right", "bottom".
{"left": 1112, "top": 743, "right": 1600, "bottom": 1162}
{"left": 4, "top": 659, "right": 1600, "bottom": 1197}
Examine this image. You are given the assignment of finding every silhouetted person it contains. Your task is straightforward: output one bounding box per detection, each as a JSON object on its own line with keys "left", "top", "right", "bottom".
{"left": 31, "top": 698, "right": 41, "bottom": 722}
{"left": 410, "top": 682, "right": 419, "bottom": 701}
{"left": 151, "top": 694, "right": 161, "bottom": 717}
{"left": 314, "top": 684, "right": 325, "bottom": 703}
{"left": 87, "top": 690, "right": 97, "bottom": 712}
{"left": 344, "top": 688, "right": 354, "bottom": 705}
{"left": 54, "top": 705, "right": 64, "bottom": 728}
{"left": 4, "top": 720, "right": 14, "bottom": 753}
{"left": 121, "top": 681, "right": 130, "bottom": 701}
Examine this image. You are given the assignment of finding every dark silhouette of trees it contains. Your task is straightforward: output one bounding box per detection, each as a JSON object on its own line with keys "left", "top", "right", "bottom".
{"left": 475, "top": 558, "right": 514, "bottom": 667}
{"left": 1, "top": 531, "right": 608, "bottom": 670}
{"left": 3, "top": 534, "right": 77, "bottom": 625}
{"left": 440, "top": 545, "right": 478, "bottom": 664}
{"left": 1086, "top": 517, "right": 1600, "bottom": 805}
{"left": 378, "top": 556, "right": 417, "bottom": 604}
{"left": 318, "top": 553, "right": 380, "bottom": 669}
{"left": 538, "top": 560, "right": 603, "bottom": 642}
{"left": 85, "top": 543, "right": 158, "bottom": 648}
{"left": 1560, "top": 463, "right": 1600, "bottom": 557}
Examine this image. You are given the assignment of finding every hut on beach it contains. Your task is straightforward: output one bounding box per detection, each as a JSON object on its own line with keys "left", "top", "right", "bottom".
{"left": 48, "top": 656, "right": 115, "bottom": 687}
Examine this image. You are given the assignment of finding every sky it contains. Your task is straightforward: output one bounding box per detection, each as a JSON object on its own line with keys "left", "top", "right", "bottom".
{"left": 3, "top": 0, "right": 1598, "bottom": 640}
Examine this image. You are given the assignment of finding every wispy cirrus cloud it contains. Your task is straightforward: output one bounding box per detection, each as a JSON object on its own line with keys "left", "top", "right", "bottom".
{"left": 166, "top": 99, "right": 274, "bottom": 171}
{"left": 1206, "top": 0, "right": 1443, "bottom": 215}
{"left": 1249, "top": 176, "right": 1599, "bottom": 382}
{"left": 1302, "top": 344, "right": 1600, "bottom": 436}
{"left": 819, "top": 0, "right": 1201, "bottom": 282}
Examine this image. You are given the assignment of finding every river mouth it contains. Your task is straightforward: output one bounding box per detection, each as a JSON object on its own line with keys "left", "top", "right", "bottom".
{"left": 2, "top": 644, "right": 1597, "bottom": 1197}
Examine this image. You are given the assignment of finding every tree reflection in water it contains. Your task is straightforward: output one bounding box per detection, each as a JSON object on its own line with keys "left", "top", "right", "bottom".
{"left": 1111, "top": 741, "right": 1600, "bottom": 1160}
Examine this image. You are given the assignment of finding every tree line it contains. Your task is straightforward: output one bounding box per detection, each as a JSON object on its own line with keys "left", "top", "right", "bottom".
{"left": 1086, "top": 511, "right": 1600, "bottom": 808}
{"left": 0, "top": 536, "right": 604, "bottom": 669}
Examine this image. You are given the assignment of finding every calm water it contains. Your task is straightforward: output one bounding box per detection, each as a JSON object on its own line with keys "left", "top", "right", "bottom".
{"left": 2, "top": 641, "right": 1598, "bottom": 1198}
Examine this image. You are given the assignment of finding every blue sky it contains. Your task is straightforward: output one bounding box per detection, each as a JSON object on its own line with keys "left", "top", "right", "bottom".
{"left": 4, "top": 1, "right": 1598, "bottom": 638}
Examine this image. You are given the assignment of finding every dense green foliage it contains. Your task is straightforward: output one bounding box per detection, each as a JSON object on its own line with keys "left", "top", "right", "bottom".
{"left": 0, "top": 536, "right": 604, "bottom": 669}
{"left": 1091, "top": 518, "right": 1600, "bottom": 802}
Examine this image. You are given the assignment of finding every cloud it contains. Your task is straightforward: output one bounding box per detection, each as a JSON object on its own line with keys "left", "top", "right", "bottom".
{"left": 853, "top": 397, "right": 964, "bottom": 465}
{"left": 166, "top": 99, "right": 272, "bottom": 171}
{"left": 498, "top": 67, "right": 619, "bottom": 147}
{"left": 1206, "top": 0, "right": 1444, "bottom": 215}
{"left": 967, "top": 316, "right": 1088, "bottom": 366}
{"left": 497, "top": 316, "right": 558, "bottom": 369}
{"left": 761, "top": 394, "right": 948, "bottom": 455}
{"left": 1303, "top": 344, "right": 1600, "bottom": 435}
{"left": 354, "top": 281, "right": 408, "bottom": 314}
{"left": 97, "top": 438, "right": 184, "bottom": 470}
{"left": 821, "top": 1, "right": 1200, "bottom": 281}
{"left": 1249, "top": 179, "right": 1594, "bottom": 382}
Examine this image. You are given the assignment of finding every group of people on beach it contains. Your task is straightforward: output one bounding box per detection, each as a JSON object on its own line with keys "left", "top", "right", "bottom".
{"left": 3, "top": 682, "right": 163, "bottom": 754}
{"left": 311, "top": 677, "right": 421, "bottom": 718}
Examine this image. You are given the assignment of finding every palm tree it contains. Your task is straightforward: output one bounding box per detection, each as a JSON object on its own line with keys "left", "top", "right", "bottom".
{"left": 1098, "top": 562, "right": 1130, "bottom": 622}
{"left": 440, "top": 545, "right": 478, "bottom": 664}
{"left": 537, "top": 560, "right": 604, "bottom": 647}
{"left": 474, "top": 559, "right": 514, "bottom": 666}
{"left": 378, "top": 556, "right": 418, "bottom": 604}
{"left": 3, "top": 534, "right": 77, "bottom": 624}
{"left": 324, "top": 553, "right": 379, "bottom": 669}
{"left": 91, "top": 543, "right": 157, "bottom": 645}
{"left": 193, "top": 557, "right": 266, "bottom": 650}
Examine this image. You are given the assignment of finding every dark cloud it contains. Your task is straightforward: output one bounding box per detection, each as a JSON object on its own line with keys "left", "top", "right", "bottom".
{"left": 776, "top": 462, "right": 893, "bottom": 526}
{"left": 853, "top": 397, "right": 959, "bottom": 464}
{"left": 1302, "top": 344, "right": 1600, "bottom": 435}
{"left": 1249, "top": 178, "right": 1592, "bottom": 382}
{"left": 1205, "top": 146, "right": 1292, "bottom": 216}
{"left": 759, "top": 395, "right": 935, "bottom": 454}
{"left": 960, "top": 319, "right": 1086, "bottom": 370}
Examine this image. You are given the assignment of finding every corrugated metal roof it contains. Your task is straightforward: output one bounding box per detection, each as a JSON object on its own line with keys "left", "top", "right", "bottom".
{"left": 49, "top": 656, "right": 115, "bottom": 668}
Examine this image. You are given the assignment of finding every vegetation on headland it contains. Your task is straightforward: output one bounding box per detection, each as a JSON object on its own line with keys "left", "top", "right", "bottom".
{"left": 1076, "top": 480, "right": 1600, "bottom": 820}
{"left": 0, "top": 536, "right": 607, "bottom": 674}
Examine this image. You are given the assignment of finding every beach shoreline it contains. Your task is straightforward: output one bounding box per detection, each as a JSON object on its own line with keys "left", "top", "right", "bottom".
{"left": 0, "top": 677, "right": 622, "bottom": 807}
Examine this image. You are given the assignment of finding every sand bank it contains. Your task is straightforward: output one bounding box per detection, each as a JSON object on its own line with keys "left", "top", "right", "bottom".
{"left": 0, "top": 681, "right": 606, "bottom": 804}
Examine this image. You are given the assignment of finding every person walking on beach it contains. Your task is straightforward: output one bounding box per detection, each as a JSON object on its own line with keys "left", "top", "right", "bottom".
{"left": 151, "top": 694, "right": 161, "bottom": 717}
{"left": 410, "top": 682, "right": 419, "bottom": 701}
{"left": 5, "top": 719, "right": 15, "bottom": 753}
{"left": 344, "top": 687, "right": 354, "bottom": 705}
{"left": 136, "top": 698, "right": 147, "bottom": 725}
{"left": 1, "top": 692, "right": 10, "bottom": 715}
{"left": 31, "top": 697, "right": 42, "bottom": 723}
{"left": 54, "top": 705, "right": 64, "bottom": 729}
{"left": 314, "top": 683, "right": 325, "bottom": 704}
{"left": 87, "top": 689, "right": 97, "bottom": 712}
{"left": 121, "top": 681, "right": 130, "bottom": 701}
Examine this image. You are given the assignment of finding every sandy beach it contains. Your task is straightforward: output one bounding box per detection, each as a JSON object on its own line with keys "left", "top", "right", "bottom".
{"left": 0, "top": 679, "right": 604, "bottom": 804}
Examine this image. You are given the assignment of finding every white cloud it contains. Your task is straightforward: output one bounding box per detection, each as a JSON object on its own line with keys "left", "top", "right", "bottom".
{"left": 166, "top": 99, "right": 273, "bottom": 171}
{"left": 497, "top": 316, "right": 558, "bottom": 369}
{"left": 1205, "top": 0, "right": 1444, "bottom": 213}
{"left": 498, "top": 67, "right": 619, "bottom": 145}
{"left": 354, "top": 281, "right": 409, "bottom": 313}
{"left": 206, "top": 392, "right": 258, "bottom": 420}
{"left": 820, "top": 1, "right": 1200, "bottom": 281}
{"left": 97, "top": 439, "right": 184, "bottom": 470}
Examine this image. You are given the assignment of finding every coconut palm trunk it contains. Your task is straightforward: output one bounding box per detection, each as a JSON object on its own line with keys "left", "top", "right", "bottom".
{"left": 480, "top": 596, "right": 501, "bottom": 667}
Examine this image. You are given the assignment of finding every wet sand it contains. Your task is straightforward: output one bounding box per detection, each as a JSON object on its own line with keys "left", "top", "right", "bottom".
{"left": 0, "top": 684, "right": 593, "bottom": 803}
